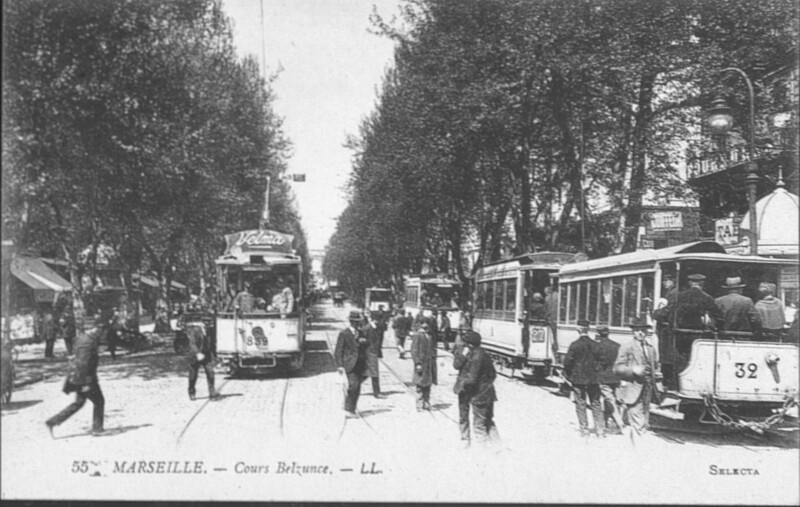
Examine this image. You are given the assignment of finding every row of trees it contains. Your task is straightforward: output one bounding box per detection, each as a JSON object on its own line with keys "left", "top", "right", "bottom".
{"left": 324, "top": 0, "right": 797, "bottom": 301}
{"left": 3, "top": 0, "right": 308, "bottom": 330}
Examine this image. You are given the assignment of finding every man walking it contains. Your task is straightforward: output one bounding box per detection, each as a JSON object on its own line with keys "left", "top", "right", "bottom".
{"left": 411, "top": 318, "right": 437, "bottom": 411}
{"left": 439, "top": 310, "right": 451, "bottom": 351}
{"left": 363, "top": 312, "right": 387, "bottom": 399}
{"left": 614, "top": 317, "right": 661, "bottom": 441}
{"left": 594, "top": 325, "right": 624, "bottom": 434}
{"left": 393, "top": 311, "right": 412, "bottom": 359}
{"left": 184, "top": 323, "right": 217, "bottom": 401}
{"left": 335, "top": 311, "right": 368, "bottom": 417}
{"left": 453, "top": 330, "right": 499, "bottom": 447}
{"left": 46, "top": 319, "right": 106, "bottom": 437}
{"left": 563, "top": 319, "right": 605, "bottom": 438}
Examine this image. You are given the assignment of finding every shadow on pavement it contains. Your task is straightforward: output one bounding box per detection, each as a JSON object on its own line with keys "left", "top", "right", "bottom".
{"left": 430, "top": 402, "right": 452, "bottom": 410}
{"left": 1, "top": 399, "right": 43, "bottom": 412}
{"left": 55, "top": 423, "right": 154, "bottom": 440}
{"left": 359, "top": 408, "right": 392, "bottom": 418}
{"left": 203, "top": 393, "right": 243, "bottom": 401}
{"left": 98, "top": 349, "right": 187, "bottom": 382}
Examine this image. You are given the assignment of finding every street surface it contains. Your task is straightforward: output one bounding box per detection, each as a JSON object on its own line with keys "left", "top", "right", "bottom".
{"left": 2, "top": 301, "right": 798, "bottom": 504}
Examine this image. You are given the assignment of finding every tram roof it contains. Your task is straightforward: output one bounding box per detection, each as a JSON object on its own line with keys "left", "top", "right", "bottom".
{"left": 482, "top": 251, "right": 588, "bottom": 268}
{"left": 215, "top": 251, "right": 301, "bottom": 266}
{"left": 366, "top": 287, "right": 392, "bottom": 292}
{"left": 406, "top": 273, "right": 461, "bottom": 285}
{"left": 558, "top": 241, "right": 796, "bottom": 279}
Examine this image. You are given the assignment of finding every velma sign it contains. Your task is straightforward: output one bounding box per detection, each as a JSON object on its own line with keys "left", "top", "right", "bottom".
{"left": 223, "top": 229, "right": 295, "bottom": 255}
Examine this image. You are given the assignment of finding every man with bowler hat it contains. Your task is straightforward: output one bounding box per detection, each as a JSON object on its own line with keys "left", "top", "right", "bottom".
{"left": 453, "top": 330, "right": 498, "bottom": 446}
{"left": 335, "top": 310, "right": 369, "bottom": 417}
{"left": 715, "top": 276, "right": 761, "bottom": 337}
{"left": 363, "top": 312, "right": 387, "bottom": 399}
{"left": 411, "top": 317, "right": 437, "bottom": 411}
{"left": 671, "top": 273, "right": 722, "bottom": 359}
{"left": 564, "top": 319, "right": 605, "bottom": 438}
{"left": 594, "top": 325, "right": 624, "bottom": 434}
{"left": 614, "top": 317, "right": 661, "bottom": 440}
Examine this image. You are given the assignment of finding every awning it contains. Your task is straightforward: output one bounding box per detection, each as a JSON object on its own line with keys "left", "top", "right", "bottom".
{"left": 10, "top": 256, "right": 72, "bottom": 302}
{"left": 133, "top": 274, "right": 186, "bottom": 290}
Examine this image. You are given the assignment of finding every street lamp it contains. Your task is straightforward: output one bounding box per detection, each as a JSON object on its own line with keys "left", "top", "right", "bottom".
{"left": 706, "top": 67, "right": 758, "bottom": 255}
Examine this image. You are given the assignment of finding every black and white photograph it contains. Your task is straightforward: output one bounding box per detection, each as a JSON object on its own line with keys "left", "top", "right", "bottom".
{"left": 1, "top": 0, "right": 799, "bottom": 503}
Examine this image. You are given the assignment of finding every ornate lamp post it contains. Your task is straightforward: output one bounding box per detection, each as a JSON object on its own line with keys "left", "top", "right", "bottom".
{"left": 706, "top": 67, "right": 758, "bottom": 255}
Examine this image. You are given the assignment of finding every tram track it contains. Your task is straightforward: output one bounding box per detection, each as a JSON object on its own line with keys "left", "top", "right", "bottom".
{"left": 176, "top": 375, "right": 234, "bottom": 445}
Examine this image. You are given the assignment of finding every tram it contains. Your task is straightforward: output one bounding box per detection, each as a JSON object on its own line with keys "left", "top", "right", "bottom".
{"left": 471, "top": 252, "right": 587, "bottom": 377}
{"left": 554, "top": 240, "right": 798, "bottom": 427}
{"left": 403, "top": 273, "right": 462, "bottom": 331}
{"left": 214, "top": 228, "right": 305, "bottom": 374}
{"left": 365, "top": 287, "right": 392, "bottom": 313}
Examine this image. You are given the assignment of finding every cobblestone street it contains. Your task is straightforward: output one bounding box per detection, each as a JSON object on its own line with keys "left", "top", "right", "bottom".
{"left": 2, "top": 302, "right": 798, "bottom": 503}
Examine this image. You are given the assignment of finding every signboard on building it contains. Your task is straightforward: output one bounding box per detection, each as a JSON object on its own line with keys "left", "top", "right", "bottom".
{"left": 649, "top": 211, "right": 683, "bottom": 232}
{"left": 715, "top": 217, "right": 740, "bottom": 246}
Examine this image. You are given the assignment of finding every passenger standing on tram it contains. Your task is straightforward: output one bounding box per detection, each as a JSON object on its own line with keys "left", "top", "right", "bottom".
{"left": 233, "top": 282, "right": 255, "bottom": 313}
{"left": 543, "top": 286, "right": 559, "bottom": 353}
{"left": 671, "top": 274, "right": 722, "bottom": 358}
{"left": 363, "top": 312, "right": 387, "bottom": 399}
{"left": 439, "top": 310, "right": 451, "bottom": 351}
{"left": 614, "top": 317, "right": 661, "bottom": 442}
{"left": 593, "top": 325, "right": 624, "bottom": 434}
{"left": 335, "top": 311, "right": 369, "bottom": 418}
{"left": 714, "top": 277, "right": 761, "bottom": 338}
{"left": 453, "top": 330, "right": 499, "bottom": 447}
{"left": 563, "top": 319, "right": 605, "bottom": 438}
{"left": 653, "top": 274, "right": 679, "bottom": 385}
{"left": 411, "top": 318, "right": 437, "bottom": 411}
{"left": 755, "top": 282, "right": 786, "bottom": 341}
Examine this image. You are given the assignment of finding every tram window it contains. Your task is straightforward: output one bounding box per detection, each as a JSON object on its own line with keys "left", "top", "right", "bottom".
{"left": 485, "top": 282, "right": 494, "bottom": 316}
{"left": 588, "top": 280, "right": 599, "bottom": 323}
{"left": 568, "top": 282, "right": 579, "bottom": 323}
{"left": 641, "top": 275, "right": 654, "bottom": 317}
{"left": 505, "top": 278, "right": 516, "bottom": 320}
{"left": 494, "top": 280, "right": 505, "bottom": 318}
{"left": 405, "top": 287, "right": 418, "bottom": 306}
{"left": 611, "top": 277, "right": 623, "bottom": 327}
{"left": 560, "top": 284, "right": 569, "bottom": 323}
{"left": 578, "top": 281, "right": 588, "bottom": 321}
{"left": 600, "top": 279, "right": 611, "bottom": 325}
{"left": 475, "top": 283, "right": 485, "bottom": 312}
{"left": 624, "top": 275, "right": 639, "bottom": 323}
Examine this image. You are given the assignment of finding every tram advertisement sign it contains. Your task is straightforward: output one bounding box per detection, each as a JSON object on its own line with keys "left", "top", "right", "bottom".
{"left": 224, "top": 229, "right": 295, "bottom": 255}
{"left": 649, "top": 211, "right": 683, "bottom": 231}
{"left": 715, "top": 217, "right": 740, "bottom": 246}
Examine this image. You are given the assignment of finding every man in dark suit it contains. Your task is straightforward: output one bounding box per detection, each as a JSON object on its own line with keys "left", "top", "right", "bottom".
{"left": 454, "top": 330, "right": 499, "bottom": 446}
{"left": 564, "top": 319, "right": 605, "bottom": 438}
{"left": 614, "top": 317, "right": 661, "bottom": 441}
{"left": 715, "top": 277, "right": 761, "bottom": 337}
{"left": 671, "top": 273, "right": 722, "bottom": 360}
{"left": 594, "top": 325, "right": 623, "bottom": 433}
{"left": 411, "top": 318, "right": 437, "bottom": 411}
{"left": 392, "top": 311, "right": 412, "bottom": 359}
{"left": 46, "top": 320, "right": 106, "bottom": 437}
{"left": 335, "top": 310, "right": 368, "bottom": 417}
{"left": 363, "top": 312, "right": 387, "bottom": 399}
{"left": 184, "top": 323, "right": 217, "bottom": 401}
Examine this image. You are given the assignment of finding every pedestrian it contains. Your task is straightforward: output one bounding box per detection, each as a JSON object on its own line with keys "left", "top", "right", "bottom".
{"left": 593, "top": 325, "right": 624, "bottom": 434}
{"left": 334, "top": 310, "right": 369, "bottom": 417}
{"left": 543, "top": 286, "right": 559, "bottom": 355}
{"left": 411, "top": 318, "right": 437, "bottom": 411}
{"left": 42, "top": 311, "right": 56, "bottom": 359}
{"left": 453, "top": 330, "right": 499, "bottom": 447}
{"left": 715, "top": 277, "right": 761, "bottom": 337}
{"left": 106, "top": 307, "right": 124, "bottom": 360}
{"left": 614, "top": 317, "right": 661, "bottom": 441}
{"left": 45, "top": 320, "right": 106, "bottom": 437}
{"left": 363, "top": 312, "right": 387, "bottom": 399}
{"left": 392, "top": 311, "right": 412, "bottom": 359}
{"left": 439, "top": 310, "right": 451, "bottom": 351}
{"left": 563, "top": 319, "right": 605, "bottom": 438}
{"left": 755, "top": 282, "right": 786, "bottom": 341}
{"left": 59, "top": 313, "right": 76, "bottom": 356}
{"left": 184, "top": 323, "right": 218, "bottom": 401}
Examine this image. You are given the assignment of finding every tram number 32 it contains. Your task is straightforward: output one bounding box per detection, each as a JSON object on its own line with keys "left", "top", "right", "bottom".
{"left": 734, "top": 362, "right": 758, "bottom": 379}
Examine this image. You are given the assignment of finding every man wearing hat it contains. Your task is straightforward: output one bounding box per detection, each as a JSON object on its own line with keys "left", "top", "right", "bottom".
{"left": 411, "top": 317, "right": 437, "bottom": 411}
{"left": 563, "top": 319, "right": 605, "bottom": 438}
{"left": 363, "top": 312, "right": 387, "bottom": 399}
{"left": 614, "top": 317, "right": 661, "bottom": 439}
{"left": 715, "top": 277, "right": 762, "bottom": 337}
{"left": 453, "top": 330, "right": 498, "bottom": 446}
{"left": 335, "top": 310, "right": 369, "bottom": 417}
{"left": 594, "top": 325, "right": 624, "bottom": 434}
{"left": 672, "top": 274, "right": 722, "bottom": 330}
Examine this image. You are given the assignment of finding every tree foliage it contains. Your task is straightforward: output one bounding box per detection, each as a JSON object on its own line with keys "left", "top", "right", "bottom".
{"left": 324, "top": 0, "right": 797, "bottom": 301}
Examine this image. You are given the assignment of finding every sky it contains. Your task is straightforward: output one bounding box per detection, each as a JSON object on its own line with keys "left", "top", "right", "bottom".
{"left": 221, "top": 0, "right": 402, "bottom": 251}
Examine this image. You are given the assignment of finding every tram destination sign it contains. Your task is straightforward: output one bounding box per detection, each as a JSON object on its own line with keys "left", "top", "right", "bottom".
{"left": 224, "top": 229, "right": 295, "bottom": 255}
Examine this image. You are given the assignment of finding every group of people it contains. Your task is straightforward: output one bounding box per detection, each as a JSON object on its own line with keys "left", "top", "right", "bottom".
{"left": 35, "top": 307, "right": 76, "bottom": 359}
{"left": 564, "top": 317, "right": 659, "bottom": 442}
{"left": 335, "top": 308, "right": 499, "bottom": 448}
{"left": 230, "top": 279, "right": 295, "bottom": 315}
